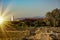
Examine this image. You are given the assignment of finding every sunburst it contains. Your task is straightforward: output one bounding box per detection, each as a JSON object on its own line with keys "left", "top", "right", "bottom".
{"left": 0, "top": 16, "right": 4, "bottom": 24}
{"left": 0, "top": 2, "right": 12, "bottom": 23}
{"left": 0, "top": 1, "right": 14, "bottom": 38}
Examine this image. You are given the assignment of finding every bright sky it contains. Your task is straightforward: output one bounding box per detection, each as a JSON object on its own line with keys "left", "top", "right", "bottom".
{"left": 0, "top": 0, "right": 60, "bottom": 18}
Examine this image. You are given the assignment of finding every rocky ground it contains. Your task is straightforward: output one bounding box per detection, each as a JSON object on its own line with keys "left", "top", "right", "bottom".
{"left": 0, "top": 27, "right": 60, "bottom": 40}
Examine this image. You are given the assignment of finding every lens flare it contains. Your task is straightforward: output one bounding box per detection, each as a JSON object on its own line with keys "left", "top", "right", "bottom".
{"left": 0, "top": 16, "right": 4, "bottom": 24}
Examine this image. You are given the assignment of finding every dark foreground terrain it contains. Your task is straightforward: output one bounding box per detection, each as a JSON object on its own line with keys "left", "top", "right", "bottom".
{"left": 0, "top": 27, "right": 60, "bottom": 40}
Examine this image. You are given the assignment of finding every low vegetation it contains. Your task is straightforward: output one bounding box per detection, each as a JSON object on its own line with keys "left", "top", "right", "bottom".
{"left": 4, "top": 8, "right": 60, "bottom": 29}
{"left": 0, "top": 8, "right": 60, "bottom": 40}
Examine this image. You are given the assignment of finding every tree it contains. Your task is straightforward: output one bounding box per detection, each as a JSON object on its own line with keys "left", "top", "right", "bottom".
{"left": 51, "top": 8, "right": 60, "bottom": 27}
{"left": 45, "top": 8, "right": 60, "bottom": 27}
{"left": 45, "top": 12, "right": 53, "bottom": 26}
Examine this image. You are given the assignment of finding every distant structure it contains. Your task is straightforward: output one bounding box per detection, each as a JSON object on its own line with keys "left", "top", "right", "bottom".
{"left": 10, "top": 15, "right": 14, "bottom": 21}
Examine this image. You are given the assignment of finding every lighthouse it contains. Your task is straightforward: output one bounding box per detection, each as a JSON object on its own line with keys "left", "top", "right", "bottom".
{"left": 11, "top": 15, "right": 14, "bottom": 21}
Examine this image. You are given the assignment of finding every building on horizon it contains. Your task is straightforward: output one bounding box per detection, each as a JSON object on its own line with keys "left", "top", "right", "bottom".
{"left": 10, "top": 15, "right": 14, "bottom": 21}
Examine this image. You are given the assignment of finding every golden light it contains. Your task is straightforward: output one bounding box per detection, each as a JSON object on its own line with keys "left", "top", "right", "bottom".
{"left": 0, "top": 16, "right": 4, "bottom": 24}
{"left": 0, "top": 1, "right": 14, "bottom": 38}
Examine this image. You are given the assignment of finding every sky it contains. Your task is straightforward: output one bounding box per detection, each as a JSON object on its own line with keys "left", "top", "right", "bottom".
{"left": 0, "top": 0, "right": 60, "bottom": 18}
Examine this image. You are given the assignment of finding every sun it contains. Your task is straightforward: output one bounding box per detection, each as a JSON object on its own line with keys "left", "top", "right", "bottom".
{"left": 0, "top": 16, "right": 4, "bottom": 24}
